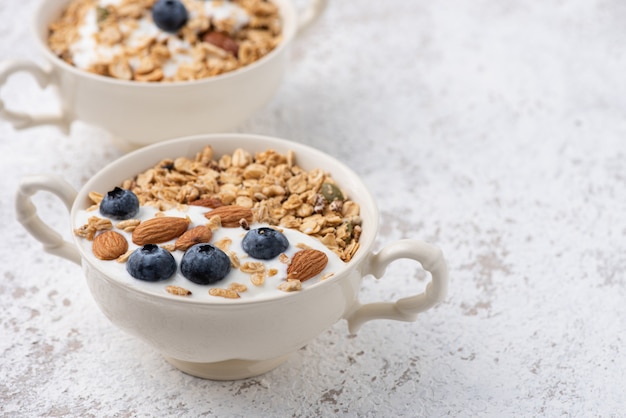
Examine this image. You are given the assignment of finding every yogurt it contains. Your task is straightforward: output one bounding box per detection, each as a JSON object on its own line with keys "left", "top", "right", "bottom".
{"left": 75, "top": 205, "right": 344, "bottom": 302}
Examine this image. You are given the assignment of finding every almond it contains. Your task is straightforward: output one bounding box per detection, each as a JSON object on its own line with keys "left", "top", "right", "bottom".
{"left": 174, "top": 225, "right": 213, "bottom": 251}
{"left": 93, "top": 231, "right": 128, "bottom": 260}
{"left": 203, "top": 31, "right": 239, "bottom": 56}
{"left": 204, "top": 205, "right": 253, "bottom": 228}
{"left": 132, "top": 217, "right": 190, "bottom": 245}
{"left": 189, "top": 197, "right": 223, "bottom": 209}
{"left": 287, "top": 249, "right": 328, "bottom": 282}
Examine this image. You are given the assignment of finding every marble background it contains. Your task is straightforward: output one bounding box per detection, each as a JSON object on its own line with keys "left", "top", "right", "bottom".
{"left": 1, "top": 0, "right": 625, "bottom": 416}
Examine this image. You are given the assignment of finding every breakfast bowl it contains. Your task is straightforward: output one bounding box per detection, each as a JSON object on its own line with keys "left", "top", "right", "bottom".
{"left": 15, "top": 133, "right": 448, "bottom": 380}
{"left": 0, "top": 0, "right": 326, "bottom": 146}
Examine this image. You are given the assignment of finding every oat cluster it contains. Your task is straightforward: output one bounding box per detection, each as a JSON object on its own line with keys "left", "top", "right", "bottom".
{"left": 48, "top": 0, "right": 282, "bottom": 82}
{"left": 118, "top": 146, "right": 362, "bottom": 262}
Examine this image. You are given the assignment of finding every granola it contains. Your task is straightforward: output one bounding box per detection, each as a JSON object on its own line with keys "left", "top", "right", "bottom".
{"left": 48, "top": 0, "right": 282, "bottom": 82}
{"left": 119, "top": 146, "right": 361, "bottom": 262}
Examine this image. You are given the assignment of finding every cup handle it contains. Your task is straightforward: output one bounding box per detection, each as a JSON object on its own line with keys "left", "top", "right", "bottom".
{"left": 345, "top": 239, "right": 448, "bottom": 334}
{"left": 15, "top": 175, "right": 81, "bottom": 265}
{"left": 0, "top": 60, "right": 70, "bottom": 132}
{"left": 296, "top": 0, "right": 328, "bottom": 35}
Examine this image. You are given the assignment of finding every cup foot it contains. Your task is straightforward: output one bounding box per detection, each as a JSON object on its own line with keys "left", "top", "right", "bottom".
{"left": 163, "top": 354, "right": 291, "bottom": 380}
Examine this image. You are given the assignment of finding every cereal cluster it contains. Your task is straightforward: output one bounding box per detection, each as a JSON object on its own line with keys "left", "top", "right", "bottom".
{"left": 48, "top": 0, "right": 282, "bottom": 82}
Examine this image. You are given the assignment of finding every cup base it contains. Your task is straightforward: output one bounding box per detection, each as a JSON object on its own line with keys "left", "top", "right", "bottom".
{"left": 163, "top": 354, "right": 291, "bottom": 380}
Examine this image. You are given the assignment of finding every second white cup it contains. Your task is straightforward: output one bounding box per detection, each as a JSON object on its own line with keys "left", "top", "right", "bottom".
{"left": 0, "top": 0, "right": 327, "bottom": 146}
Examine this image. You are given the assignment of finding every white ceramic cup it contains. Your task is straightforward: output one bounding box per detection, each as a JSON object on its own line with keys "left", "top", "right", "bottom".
{"left": 15, "top": 133, "right": 448, "bottom": 380}
{"left": 0, "top": 0, "right": 326, "bottom": 146}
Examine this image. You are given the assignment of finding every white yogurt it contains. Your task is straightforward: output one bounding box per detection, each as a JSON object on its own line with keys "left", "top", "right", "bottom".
{"left": 71, "top": 8, "right": 124, "bottom": 70}
{"left": 70, "top": 0, "right": 250, "bottom": 74}
{"left": 98, "top": 0, "right": 123, "bottom": 6}
{"left": 75, "top": 205, "right": 345, "bottom": 302}
{"left": 202, "top": 1, "right": 249, "bottom": 28}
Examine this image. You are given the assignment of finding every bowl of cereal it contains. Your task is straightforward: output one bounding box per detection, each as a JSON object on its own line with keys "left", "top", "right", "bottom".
{"left": 16, "top": 133, "right": 448, "bottom": 380}
{"left": 0, "top": 0, "right": 326, "bottom": 146}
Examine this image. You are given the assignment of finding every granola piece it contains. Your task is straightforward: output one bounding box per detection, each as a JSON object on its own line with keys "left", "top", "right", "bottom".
{"left": 295, "top": 203, "right": 314, "bottom": 218}
{"left": 299, "top": 216, "right": 324, "bottom": 235}
{"left": 195, "top": 145, "right": 214, "bottom": 165}
{"left": 262, "top": 184, "right": 287, "bottom": 198}
{"left": 227, "top": 251, "right": 241, "bottom": 269}
{"left": 166, "top": 285, "right": 192, "bottom": 296}
{"left": 160, "top": 244, "right": 177, "bottom": 252}
{"left": 74, "top": 216, "right": 113, "bottom": 240}
{"left": 235, "top": 195, "right": 254, "bottom": 209}
{"left": 96, "top": 24, "right": 123, "bottom": 46}
{"left": 206, "top": 215, "right": 222, "bottom": 231}
{"left": 88, "top": 191, "right": 104, "bottom": 205}
{"left": 342, "top": 201, "right": 361, "bottom": 218}
{"left": 279, "top": 215, "right": 301, "bottom": 229}
{"left": 108, "top": 58, "right": 133, "bottom": 80}
{"left": 116, "top": 219, "right": 141, "bottom": 232}
{"left": 115, "top": 2, "right": 145, "bottom": 19}
{"left": 240, "top": 261, "right": 265, "bottom": 274}
{"left": 214, "top": 237, "right": 232, "bottom": 251}
{"left": 229, "top": 282, "right": 248, "bottom": 293}
{"left": 209, "top": 288, "right": 240, "bottom": 299}
{"left": 116, "top": 249, "right": 133, "bottom": 263}
{"left": 250, "top": 272, "right": 265, "bottom": 286}
{"left": 135, "top": 68, "right": 164, "bottom": 82}
{"left": 278, "top": 280, "right": 302, "bottom": 292}
{"left": 282, "top": 194, "right": 302, "bottom": 210}
{"left": 341, "top": 241, "right": 360, "bottom": 262}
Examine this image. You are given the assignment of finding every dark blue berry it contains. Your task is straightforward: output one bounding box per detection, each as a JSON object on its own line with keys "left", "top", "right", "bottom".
{"left": 126, "top": 244, "right": 177, "bottom": 282}
{"left": 241, "top": 227, "right": 289, "bottom": 260}
{"left": 152, "top": 0, "right": 188, "bottom": 33}
{"left": 99, "top": 187, "right": 139, "bottom": 220}
{"left": 180, "top": 244, "right": 231, "bottom": 285}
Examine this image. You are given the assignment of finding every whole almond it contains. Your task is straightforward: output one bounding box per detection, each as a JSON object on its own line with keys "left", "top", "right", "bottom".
{"left": 287, "top": 249, "right": 328, "bottom": 282}
{"left": 93, "top": 231, "right": 128, "bottom": 260}
{"left": 132, "top": 217, "right": 190, "bottom": 245}
{"left": 189, "top": 197, "right": 223, "bottom": 209}
{"left": 175, "top": 225, "right": 213, "bottom": 251}
{"left": 203, "top": 31, "right": 239, "bottom": 56}
{"left": 204, "top": 205, "right": 253, "bottom": 228}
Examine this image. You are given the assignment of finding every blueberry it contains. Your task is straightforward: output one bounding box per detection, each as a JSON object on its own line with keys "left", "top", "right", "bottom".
{"left": 241, "top": 227, "right": 289, "bottom": 260}
{"left": 126, "top": 244, "right": 177, "bottom": 282}
{"left": 152, "top": 0, "right": 188, "bottom": 33}
{"left": 180, "top": 244, "right": 231, "bottom": 285}
{"left": 99, "top": 187, "right": 139, "bottom": 220}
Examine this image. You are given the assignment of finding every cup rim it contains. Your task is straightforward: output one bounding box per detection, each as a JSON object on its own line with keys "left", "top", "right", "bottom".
{"left": 33, "top": 0, "right": 298, "bottom": 88}
{"left": 71, "top": 133, "right": 379, "bottom": 306}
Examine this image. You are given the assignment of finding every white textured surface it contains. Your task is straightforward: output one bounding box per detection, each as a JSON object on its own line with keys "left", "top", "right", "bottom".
{"left": 2, "top": 0, "right": 625, "bottom": 416}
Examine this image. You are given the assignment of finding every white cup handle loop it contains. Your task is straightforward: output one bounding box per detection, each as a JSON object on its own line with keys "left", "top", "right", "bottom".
{"left": 0, "top": 60, "right": 69, "bottom": 132}
{"left": 296, "top": 0, "right": 328, "bottom": 35}
{"left": 345, "top": 239, "right": 448, "bottom": 334}
{"left": 16, "top": 175, "right": 81, "bottom": 265}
